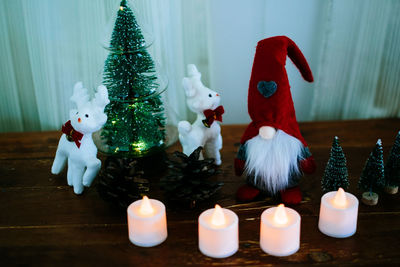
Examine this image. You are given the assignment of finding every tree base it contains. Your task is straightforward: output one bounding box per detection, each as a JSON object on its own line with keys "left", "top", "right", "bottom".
{"left": 100, "top": 149, "right": 167, "bottom": 176}
{"left": 97, "top": 150, "right": 166, "bottom": 209}
{"left": 384, "top": 186, "right": 398, "bottom": 195}
{"left": 361, "top": 192, "right": 379, "bottom": 206}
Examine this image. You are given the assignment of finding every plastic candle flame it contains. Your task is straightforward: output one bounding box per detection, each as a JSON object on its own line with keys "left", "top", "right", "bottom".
{"left": 273, "top": 204, "right": 289, "bottom": 226}
{"left": 139, "top": 196, "right": 154, "bottom": 216}
{"left": 210, "top": 204, "right": 226, "bottom": 228}
{"left": 332, "top": 188, "right": 347, "bottom": 209}
{"left": 120, "top": 6, "right": 124, "bottom": 11}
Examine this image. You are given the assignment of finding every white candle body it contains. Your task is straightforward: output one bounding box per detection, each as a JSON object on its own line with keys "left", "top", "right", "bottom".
{"left": 318, "top": 191, "right": 359, "bottom": 238}
{"left": 260, "top": 207, "right": 301, "bottom": 257}
{"left": 127, "top": 199, "right": 168, "bottom": 247}
{"left": 198, "top": 208, "right": 239, "bottom": 258}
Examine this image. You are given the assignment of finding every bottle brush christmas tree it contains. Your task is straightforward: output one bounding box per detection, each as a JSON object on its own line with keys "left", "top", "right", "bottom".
{"left": 97, "top": 0, "right": 166, "bottom": 205}
{"left": 101, "top": 0, "right": 165, "bottom": 157}
{"left": 384, "top": 131, "right": 400, "bottom": 194}
{"left": 321, "top": 136, "right": 349, "bottom": 193}
{"left": 358, "top": 139, "right": 385, "bottom": 205}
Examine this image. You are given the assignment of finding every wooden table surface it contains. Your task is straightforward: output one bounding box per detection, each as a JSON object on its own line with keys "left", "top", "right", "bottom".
{"left": 1, "top": 119, "right": 400, "bottom": 266}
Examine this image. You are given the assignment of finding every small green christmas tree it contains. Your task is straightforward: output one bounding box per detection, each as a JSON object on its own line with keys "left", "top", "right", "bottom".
{"left": 102, "top": 0, "right": 165, "bottom": 156}
{"left": 321, "top": 136, "right": 349, "bottom": 192}
{"left": 384, "top": 131, "right": 400, "bottom": 194}
{"left": 358, "top": 139, "right": 385, "bottom": 205}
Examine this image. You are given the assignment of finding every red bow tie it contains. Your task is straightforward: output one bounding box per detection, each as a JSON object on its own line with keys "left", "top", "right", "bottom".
{"left": 62, "top": 120, "right": 83, "bottom": 148}
{"left": 202, "top": 106, "right": 224, "bottom": 128}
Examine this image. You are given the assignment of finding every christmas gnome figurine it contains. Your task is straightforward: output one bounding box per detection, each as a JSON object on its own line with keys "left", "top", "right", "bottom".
{"left": 178, "top": 64, "right": 224, "bottom": 165}
{"left": 234, "top": 36, "right": 316, "bottom": 204}
{"left": 51, "top": 82, "right": 110, "bottom": 194}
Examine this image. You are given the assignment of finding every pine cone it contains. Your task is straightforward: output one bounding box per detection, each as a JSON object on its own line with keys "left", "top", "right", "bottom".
{"left": 97, "top": 156, "right": 149, "bottom": 209}
{"left": 160, "top": 147, "right": 223, "bottom": 208}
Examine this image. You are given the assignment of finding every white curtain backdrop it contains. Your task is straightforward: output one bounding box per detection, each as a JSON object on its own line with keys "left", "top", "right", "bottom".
{"left": 0, "top": 0, "right": 208, "bottom": 132}
{"left": 0, "top": 0, "right": 114, "bottom": 132}
{"left": 208, "top": 0, "right": 400, "bottom": 123}
{"left": 0, "top": 0, "right": 399, "bottom": 132}
{"left": 310, "top": 0, "right": 400, "bottom": 120}
{"left": 132, "top": 0, "right": 210, "bottom": 124}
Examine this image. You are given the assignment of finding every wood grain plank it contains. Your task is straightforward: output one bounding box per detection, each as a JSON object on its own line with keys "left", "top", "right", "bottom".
{"left": 1, "top": 119, "right": 400, "bottom": 266}
{"left": 299, "top": 118, "right": 400, "bottom": 147}
{"left": 1, "top": 176, "right": 399, "bottom": 228}
{"left": 1, "top": 144, "right": 399, "bottom": 227}
{"left": 0, "top": 214, "right": 399, "bottom": 266}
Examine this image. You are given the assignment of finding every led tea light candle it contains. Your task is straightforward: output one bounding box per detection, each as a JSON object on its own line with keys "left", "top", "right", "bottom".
{"left": 318, "top": 188, "right": 359, "bottom": 238}
{"left": 198, "top": 204, "right": 239, "bottom": 258}
{"left": 260, "top": 204, "right": 301, "bottom": 256}
{"left": 127, "top": 196, "right": 168, "bottom": 247}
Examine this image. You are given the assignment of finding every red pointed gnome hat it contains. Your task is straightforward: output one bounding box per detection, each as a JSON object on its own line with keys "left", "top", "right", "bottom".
{"left": 241, "top": 36, "right": 313, "bottom": 146}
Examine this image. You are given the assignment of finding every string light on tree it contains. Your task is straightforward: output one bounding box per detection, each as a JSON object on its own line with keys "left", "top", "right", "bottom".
{"left": 132, "top": 141, "right": 146, "bottom": 152}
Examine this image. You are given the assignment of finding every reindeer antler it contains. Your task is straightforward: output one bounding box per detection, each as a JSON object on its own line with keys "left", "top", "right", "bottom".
{"left": 187, "top": 64, "right": 201, "bottom": 79}
{"left": 93, "top": 85, "right": 110, "bottom": 110}
{"left": 70, "top": 82, "right": 90, "bottom": 109}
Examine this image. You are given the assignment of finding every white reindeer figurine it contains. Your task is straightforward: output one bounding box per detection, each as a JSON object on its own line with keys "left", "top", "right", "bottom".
{"left": 178, "top": 64, "right": 224, "bottom": 165}
{"left": 51, "top": 82, "right": 110, "bottom": 194}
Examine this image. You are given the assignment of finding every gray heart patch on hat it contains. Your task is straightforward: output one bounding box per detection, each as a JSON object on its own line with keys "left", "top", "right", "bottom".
{"left": 257, "top": 81, "right": 277, "bottom": 98}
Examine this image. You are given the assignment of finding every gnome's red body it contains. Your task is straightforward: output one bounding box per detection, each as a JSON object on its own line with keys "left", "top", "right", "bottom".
{"left": 235, "top": 36, "right": 316, "bottom": 204}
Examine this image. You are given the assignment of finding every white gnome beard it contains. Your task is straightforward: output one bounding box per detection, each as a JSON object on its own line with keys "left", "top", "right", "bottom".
{"left": 244, "top": 130, "right": 304, "bottom": 194}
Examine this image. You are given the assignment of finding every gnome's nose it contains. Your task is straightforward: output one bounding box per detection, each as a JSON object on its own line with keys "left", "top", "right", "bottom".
{"left": 259, "top": 126, "right": 276, "bottom": 140}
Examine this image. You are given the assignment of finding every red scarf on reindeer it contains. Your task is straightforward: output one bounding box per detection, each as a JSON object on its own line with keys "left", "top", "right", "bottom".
{"left": 62, "top": 120, "right": 83, "bottom": 148}
{"left": 202, "top": 106, "right": 224, "bottom": 128}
